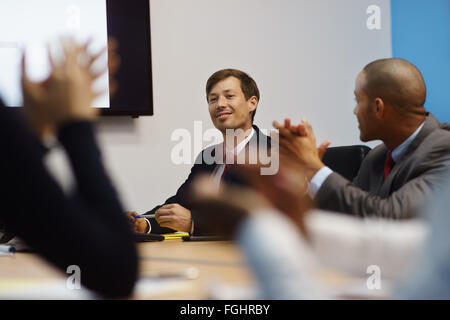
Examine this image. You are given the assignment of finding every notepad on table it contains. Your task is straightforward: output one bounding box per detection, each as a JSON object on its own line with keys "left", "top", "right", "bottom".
{"left": 163, "top": 232, "right": 190, "bottom": 240}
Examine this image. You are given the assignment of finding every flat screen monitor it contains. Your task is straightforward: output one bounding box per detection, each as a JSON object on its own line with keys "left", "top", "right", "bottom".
{"left": 0, "top": 0, "right": 153, "bottom": 116}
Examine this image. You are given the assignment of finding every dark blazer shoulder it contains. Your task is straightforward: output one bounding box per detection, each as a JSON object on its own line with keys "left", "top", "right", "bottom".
{"left": 252, "top": 124, "right": 272, "bottom": 145}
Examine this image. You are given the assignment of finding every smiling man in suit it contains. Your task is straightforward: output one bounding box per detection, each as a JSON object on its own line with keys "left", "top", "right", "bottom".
{"left": 275, "top": 58, "right": 450, "bottom": 219}
{"left": 130, "top": 69, "right": 271, "bottom": 234}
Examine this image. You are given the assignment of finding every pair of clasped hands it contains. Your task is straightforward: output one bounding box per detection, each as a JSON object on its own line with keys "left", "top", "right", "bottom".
{"left": 22, "top": 38, "right": 120, "bottom": 138}
{"left": 129, "top": 118, "right": 331, "bottom": 238}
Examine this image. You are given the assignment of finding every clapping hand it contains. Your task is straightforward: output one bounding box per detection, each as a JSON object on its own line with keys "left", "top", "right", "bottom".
{"left": 21, "top": 37, "right": 120, "bottom": 138}
{"left": 273, "top": 118, "right": 331, "bottom": 180}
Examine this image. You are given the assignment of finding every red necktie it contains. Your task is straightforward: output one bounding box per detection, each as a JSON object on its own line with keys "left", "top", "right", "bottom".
{"left": 220, "top": 164, "right": 232, "bottom": 182}
{"left": 384, "top": 151, "right": 395, "bottom": 179}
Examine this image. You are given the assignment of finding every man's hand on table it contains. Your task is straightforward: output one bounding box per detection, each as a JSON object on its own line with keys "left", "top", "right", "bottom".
{"left": 126, "top": 211, "right": 149, "bottom": 233}
{"left": 155, "top": 204, "right": 192, "bottom": 233}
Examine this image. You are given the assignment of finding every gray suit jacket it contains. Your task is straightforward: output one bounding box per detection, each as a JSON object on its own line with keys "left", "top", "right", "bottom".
{"left": 316, "top": 113, "right": 450, "bottom": 219}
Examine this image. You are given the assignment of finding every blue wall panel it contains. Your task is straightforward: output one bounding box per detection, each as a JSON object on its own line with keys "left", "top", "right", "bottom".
{"left": 391, "top": 0, "right": 450, "bottom": 122}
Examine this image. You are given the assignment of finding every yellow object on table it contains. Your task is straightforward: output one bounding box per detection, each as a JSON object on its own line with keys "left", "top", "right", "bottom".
{"left": 163, "top": 232, "right": 190, "bottom": 240}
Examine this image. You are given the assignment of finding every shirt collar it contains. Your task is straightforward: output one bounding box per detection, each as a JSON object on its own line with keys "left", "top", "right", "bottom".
{"left": 391, "top": 122, "right": 425, "bottom": 162}
{"left": 223, "top": 127, "right": 255, "bottom": 158}
{"left": 236, "top": 127, "right": 255, "bottom": 154}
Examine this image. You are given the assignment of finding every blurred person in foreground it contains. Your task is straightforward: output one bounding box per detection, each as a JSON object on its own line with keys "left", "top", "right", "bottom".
{"left": 191, "top": 152, "right": 432, "bottom": 299}
{"left": 394, "top": 172, "right": 450, "bottom": 299}
{"left": 0, "top": 38, "right": 137, "bottom": 298}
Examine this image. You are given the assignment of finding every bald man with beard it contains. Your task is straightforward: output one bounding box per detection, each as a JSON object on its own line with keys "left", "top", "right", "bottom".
{"left": 276, "top": 58, "right": 450, "bottom": 219}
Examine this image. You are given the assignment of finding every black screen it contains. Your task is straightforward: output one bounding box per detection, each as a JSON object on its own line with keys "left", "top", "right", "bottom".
{"left": 105, "top": 0, "right": 153, "bottom": 116}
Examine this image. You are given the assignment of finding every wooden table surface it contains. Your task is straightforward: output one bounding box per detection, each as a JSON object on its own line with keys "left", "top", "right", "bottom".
{"left": 0, "top": 239, "right": 386, "bottom": 300}
{"left": 0, "top": 239, "right": 256, "bottom": 299}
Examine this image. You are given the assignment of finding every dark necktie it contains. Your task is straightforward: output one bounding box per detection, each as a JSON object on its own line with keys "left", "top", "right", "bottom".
{"left": 384, "top": 151, "right": 395, "bottom": 179}
{"left": 220, "top": 164, "right": 232, "bottom": 182}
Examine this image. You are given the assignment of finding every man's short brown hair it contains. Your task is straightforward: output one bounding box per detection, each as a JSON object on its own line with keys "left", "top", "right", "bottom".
{"left": 206, "top": 69, "right": 260, "bottom": 122}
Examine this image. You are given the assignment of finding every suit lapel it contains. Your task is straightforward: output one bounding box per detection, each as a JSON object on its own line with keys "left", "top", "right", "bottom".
{"left": 397, "top": 113, "right": 439, "bottom": 161}
{"left": 378, "top": 113, "right": 439, "bottom": 196}
{"left": 367, "top": 147, "right": 389, "bottom": 195}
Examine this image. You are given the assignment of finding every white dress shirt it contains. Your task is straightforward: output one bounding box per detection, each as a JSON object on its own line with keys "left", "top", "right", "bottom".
{"left": 212, "top": 128, "right": 255, "bottom": 190}
{"left": 237, "top": 208, "right": 427, "bottom": 299}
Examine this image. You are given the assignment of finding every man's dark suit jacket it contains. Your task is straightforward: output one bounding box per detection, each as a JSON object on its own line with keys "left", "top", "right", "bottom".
{"left": 145, "top": 124, "right": 271, "bottom": 235}
{"left": 316, "top": 113, "right": 450, "bottom": 219}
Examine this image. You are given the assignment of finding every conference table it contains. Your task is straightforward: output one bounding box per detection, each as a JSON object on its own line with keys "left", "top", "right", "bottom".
{"left": 0, "top": 239, "right": 388, "bottom": 299}
{"left": 136, "top": 239, "right": 257, "bottom": 299}
{"left": 0, "top": 239, "right": 256, "bottom": 300}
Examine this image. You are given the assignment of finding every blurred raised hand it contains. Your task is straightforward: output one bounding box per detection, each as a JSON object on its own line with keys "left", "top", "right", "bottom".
{"left": 192, "top": 154, "right": 314, "bottom": 238}
{"left": 21, "top": 37, "right": 120, "bottom": 138}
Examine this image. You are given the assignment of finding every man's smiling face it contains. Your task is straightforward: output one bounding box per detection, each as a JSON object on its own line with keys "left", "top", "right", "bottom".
{"left": 207, "top": 76, "right": 257, "bottom": 133}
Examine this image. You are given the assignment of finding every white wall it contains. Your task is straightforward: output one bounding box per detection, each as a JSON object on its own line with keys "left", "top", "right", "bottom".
{"left": 88, "top": 0, "right": 392, "bottom": 212}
